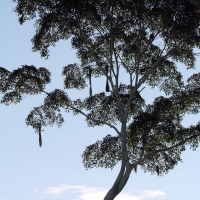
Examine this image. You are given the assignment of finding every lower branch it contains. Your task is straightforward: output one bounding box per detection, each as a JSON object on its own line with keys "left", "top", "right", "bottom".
{"left": 69, "top": 105, "right": 121, "bottom": 136}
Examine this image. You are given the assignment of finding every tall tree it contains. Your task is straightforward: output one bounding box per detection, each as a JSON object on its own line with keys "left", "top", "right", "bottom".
{"left": 1, "top": 0, "right": 200, "bottom": 199}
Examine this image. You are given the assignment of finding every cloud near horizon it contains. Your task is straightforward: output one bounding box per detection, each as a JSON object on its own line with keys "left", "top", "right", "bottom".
{"left": 42, "top": 184, "right": 166, "bottom": 200}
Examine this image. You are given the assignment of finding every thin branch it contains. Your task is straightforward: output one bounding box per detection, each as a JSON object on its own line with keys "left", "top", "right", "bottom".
{"left": 134, "top": 56, "right": 139, "bottom": 87}
{"left": 71, "top": 28, "right": 124, "bottom": 120}
{"left": 124, "top": 44, "right": 168, "bottom": 121}
{"left": 95, "top": 28, "right": 117, "bottom": 77}
{"left": 2, "top": 79, "right": 49, "bottom": 96}
{"left": 123, "top": 28, "right": 166, "bottom": 121}
{"left": 71, "top": 29, "right": 113, "bottom": 85}
{"left": 113, "top": 47, "right": 120, "bottom": 85}
{"left": 130, "top": 73, "right": 133, "bottom": 88}
{"left": 138, "top": 46, "right": 167, "bottom": 87}
{"left": 69, "top": 105, "right": 121, "bottom": 136}
{"left": 109, "top": 5, "right": 117, "bottom": 79}
{"left": 138, "top": 87, "right": 145, "bottom": 93}
{"left": 117, "top": 52, "right": 128, "bottom": 70}
{"left": 131, "top": 133, "right": 200, "bottom": 168}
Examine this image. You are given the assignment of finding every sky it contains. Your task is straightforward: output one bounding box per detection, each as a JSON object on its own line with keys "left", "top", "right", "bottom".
{"left": 1, "top": 1, "right": 200, "bottom": 200}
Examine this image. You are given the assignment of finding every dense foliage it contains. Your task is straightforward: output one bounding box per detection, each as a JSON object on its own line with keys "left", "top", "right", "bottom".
{"left": 1, "top": 0, "right": 200, "bottom": 199}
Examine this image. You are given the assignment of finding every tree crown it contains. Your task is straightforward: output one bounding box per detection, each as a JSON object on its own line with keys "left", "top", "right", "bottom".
{"left": 1, "top": 0, "right": 200, "bottom": 180}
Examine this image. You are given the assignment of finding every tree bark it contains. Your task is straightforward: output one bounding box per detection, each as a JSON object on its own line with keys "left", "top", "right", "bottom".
{"left": 104, "top": 122, "right": 133, "bottom": 200}
{"left": 103, "top": 162, "right": 133, "bottom": 200}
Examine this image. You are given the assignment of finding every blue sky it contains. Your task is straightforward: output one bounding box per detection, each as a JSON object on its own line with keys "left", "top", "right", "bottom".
{"left": 1, "top": 1, "right": 200, "bottom": 200}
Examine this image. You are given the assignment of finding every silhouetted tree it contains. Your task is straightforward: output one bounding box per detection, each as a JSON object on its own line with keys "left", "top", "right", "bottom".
{"left": 1, "top": 0, "right": 200, "bottom": 199}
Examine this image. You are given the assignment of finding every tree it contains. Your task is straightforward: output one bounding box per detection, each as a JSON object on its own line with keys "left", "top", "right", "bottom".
{"left": 1, "top": 0, "right": 200, "bottom": 199}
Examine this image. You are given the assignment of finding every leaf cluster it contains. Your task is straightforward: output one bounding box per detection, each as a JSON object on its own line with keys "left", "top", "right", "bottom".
{"left": 26, "top": 89, "right": 71, "bottom": 134}
{"left": 13, "top": 0, "right": 200, "bottom": 67}
{"left": 0, "top": 65, "right": 50, "bottom": 105}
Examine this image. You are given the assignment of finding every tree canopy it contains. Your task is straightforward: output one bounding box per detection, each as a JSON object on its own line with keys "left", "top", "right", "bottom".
{"left": 1, "top": 0, "right": 200, "bottom": 199}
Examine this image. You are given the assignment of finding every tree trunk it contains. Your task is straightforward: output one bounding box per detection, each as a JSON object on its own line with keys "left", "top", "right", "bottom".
{"left": 103, "top": 162, "right": 133, "bottom": 200}
{"left": 104, "top": 114, "right": 131, "bottom": 199}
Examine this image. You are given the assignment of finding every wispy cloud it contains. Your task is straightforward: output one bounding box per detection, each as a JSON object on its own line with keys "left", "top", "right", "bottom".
{"left": 42, "top": 184, "right": 166, "bottom": 200}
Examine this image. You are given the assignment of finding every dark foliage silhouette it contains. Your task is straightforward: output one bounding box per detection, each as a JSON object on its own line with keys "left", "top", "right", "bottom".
{"left": 1, "top": 0, "right": 200, "bottom": 199}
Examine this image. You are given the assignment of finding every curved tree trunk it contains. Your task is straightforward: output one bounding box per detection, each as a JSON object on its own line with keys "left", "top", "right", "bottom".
{"left": 104, "top": 162, "right": 133, "bottom": 200}
{"left": 104, "top": 122, "right": 133, "bottom": 200}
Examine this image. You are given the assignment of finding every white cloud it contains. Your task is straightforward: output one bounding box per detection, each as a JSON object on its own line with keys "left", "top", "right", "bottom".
{"left": 43, "top": 184, "right": 166, "bottom": 200}
{"left": 141, "top": 190, "right": 166, "bottom": 198}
